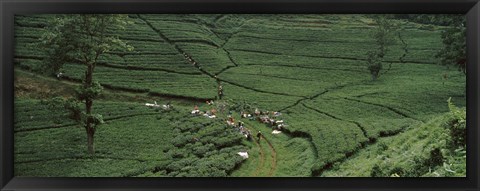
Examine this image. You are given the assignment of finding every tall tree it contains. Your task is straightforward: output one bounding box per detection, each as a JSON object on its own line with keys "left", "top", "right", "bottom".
{"left": 366, "top": 15, "right": 401, "bottom": 81}
{"left": 41, "top": 14, "right": 133, "bottom": 155}
{"left": 435, "top": 16, "right": 466, "bottom": 75}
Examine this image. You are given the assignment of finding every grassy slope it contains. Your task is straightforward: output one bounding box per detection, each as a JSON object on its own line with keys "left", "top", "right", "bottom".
{"left": 321, "top": 112, "right": 466, "bottom": 177}
{"left": 13, "top": 14, "right": 466, "bottom": 177}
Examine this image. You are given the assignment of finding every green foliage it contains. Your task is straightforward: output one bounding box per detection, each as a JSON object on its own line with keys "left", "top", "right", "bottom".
{"left": 40, "top": 97, "right": 81, "bottom": 123}
{"left": 428, "top": 148, "right": 444, "bottom": 167}
{"left": 435, "top": 16, "right": 466, "bottom": 74}
{"left": 371, "top": 16, "right": 399, "bottom": 57}
{"left": 365, "top": 16, "right": 400, "bottom": 81}
{"left": 377, "top": 142, "right": 389, "bottom": 152}
{"left": 76, "top": 81, "right": 104, "bottom": 101}
{"left": 366, "top": 51, "right": 383, "bottom": 80}
{"left": 445, "top": 97, "right": 466, "bottom": 148}
{"left": 389, "top": 166, "right": 405, "bottom": 177}
{"left": 393, "top": 14, "right": 454, "bottom": 26}
{"left": 40, "top": 14, "right": 133, "bottom": 74}
{"left": 230, "top": 100, "right": 257, "bottom": 113}
{"left": 82, "top": 113, "right": 105, "bottom": 128}
{"left": 158, "top": 116, "right": 246, "bottom": 177}
{"left": 447, "top": 97, "right": 466, "bottom": 123}
{"left": 14, "top": 14, "right": 466, "bottom": 177}
{"left": 64, "top": 98, "right": 82, "bottom": 121}
{"left": 322, "top": 112, "right": 465, "bottom": 177}
{"left": 39, "top": 14, "right": 134, "bottom": 154}
{"left": 14, "top": 101, "right": 247, "bottom": 177}
{"left": 370, "top": 164, "right": 383, "bottom": 177}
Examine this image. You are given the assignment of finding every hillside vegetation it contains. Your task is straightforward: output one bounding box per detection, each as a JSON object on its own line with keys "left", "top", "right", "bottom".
{"left": 14, "top": 14, "right": 466, "bottom": 177}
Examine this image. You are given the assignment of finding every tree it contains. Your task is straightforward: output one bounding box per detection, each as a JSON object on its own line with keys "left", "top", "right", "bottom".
{"left": 435, "top": 16, "right": 466, "bottom": 75}
{"left": 366, "top": 51, "right": 383, "bottom": 81}
{"left": 366, "top": 16, "right": 401, "bottom": 81}
{"left": 393, "top": 14, "right": 452, "bottom": 26}
{"left": 40, "top": 14, "right": 133, "bottom": 155}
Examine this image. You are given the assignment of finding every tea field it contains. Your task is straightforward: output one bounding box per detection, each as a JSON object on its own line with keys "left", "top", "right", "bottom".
{"left": 13, "top": 14, "right": 466, "bottom": 177}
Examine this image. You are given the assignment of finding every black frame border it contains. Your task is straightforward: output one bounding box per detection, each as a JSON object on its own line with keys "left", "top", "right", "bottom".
{"left": 1, "top": 0, "right": 479, "bottom": 191}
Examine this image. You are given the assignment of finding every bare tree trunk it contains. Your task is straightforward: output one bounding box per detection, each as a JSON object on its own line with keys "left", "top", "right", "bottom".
{"left": 85, "top": 64, "right": 95, "bottom": 155}
{"left": 87, "top": 129, "right": 95, "bottom": 154}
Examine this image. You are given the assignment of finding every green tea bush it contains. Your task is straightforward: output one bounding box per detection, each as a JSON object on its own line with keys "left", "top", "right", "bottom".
{"left": 370, "top": 164, "right": 383, "bottom": 177}
{"left": 192, "top": 143, "right": 215, "bottom": 157}
{"left": 14, "top": 14, "right": 465, "bottom": 177}
{"left": 445, "top": 97, "right": 466, "bottom": 148}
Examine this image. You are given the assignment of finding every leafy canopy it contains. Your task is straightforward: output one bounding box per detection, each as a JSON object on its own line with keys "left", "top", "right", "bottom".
{"left": 40, "top": 14, "right": 133, "bottom": 75}
{"left": 435, "top": 16, "right": 466, "bottom": 74}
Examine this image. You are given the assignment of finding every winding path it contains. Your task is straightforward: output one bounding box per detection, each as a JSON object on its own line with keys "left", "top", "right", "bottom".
{"left": 241, "top": 119, "right": 277, "bottom": 177}
{"left": 251, "top": 137, "right": 266, "bottom": 176}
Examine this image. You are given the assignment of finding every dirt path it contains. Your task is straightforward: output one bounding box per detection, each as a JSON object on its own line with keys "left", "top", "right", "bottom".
{"left": 243, "top": 121, "right": 278, "bottom": 177}
{"left": 263, "top": 136, "right": 277, "bottom": 176}
{"left": 251, "top": 137, "right": 266, "bottom": 176}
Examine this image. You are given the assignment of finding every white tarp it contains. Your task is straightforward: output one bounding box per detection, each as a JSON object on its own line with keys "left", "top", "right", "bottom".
{"left": 237, "top": 151, "right": 249, "bottom": 159}
{"left": 272, "top": 130, "right": 282, "bottom": 134}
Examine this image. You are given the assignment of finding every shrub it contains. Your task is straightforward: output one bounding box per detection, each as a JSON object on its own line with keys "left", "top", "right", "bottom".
{"left": 193, "top": 144, "right": 214, "bottom": 157}
{"left": 377, "top": 142, "right": 389, "bottom": 152}
{"left": 428, "top": 148, "right": 444, "bottom": 167}
{"left": 167, "top": 148, "right": 188, "bottom": 159}
{"left": 370, "top": 164, "right": 383, "bottom": 177}
{"left": 366, "top": 51, "right": 383, "bottom": 81}
{"left": 445, "top": 98, "right": 466, "bottom": 148}
{"left": 389, "top": 166, "right": 405, "bottom": 177}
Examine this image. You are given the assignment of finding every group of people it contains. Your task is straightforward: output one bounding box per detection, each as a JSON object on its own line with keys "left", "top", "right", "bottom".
{"left": 182, "top": 52, "right": 225, "bottom": 101}
{"left": 183, "top": 52, "right": 197, "bottom": 66}
{"left": 226, "top": 116, "right": 254, "bottom": 140}
{"left": 190, "top": 103, "right": 286, "bottom": 141}
{"left": 240, "top": 111, "right": 255, "bottom": 121}
{"left": 56, "top": 72, "right": 64, "bottom": 80}
{"left": 213, "top": 75, "right": 223, "bottom": 100}
{"left": 191, "top": 104, "right": 217, "bottom": 119}
{"left": 253, "top": 109, "right": 285, "bottom": 131}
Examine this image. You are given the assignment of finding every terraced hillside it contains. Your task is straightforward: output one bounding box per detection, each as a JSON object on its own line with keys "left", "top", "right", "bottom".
{"left": 14, "top": 14, "right": 466, "bottom": 177}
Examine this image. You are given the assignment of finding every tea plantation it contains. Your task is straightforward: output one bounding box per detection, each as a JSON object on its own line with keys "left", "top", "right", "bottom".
{"left": 13, "top": 14, "right": 466, "bottom": 177}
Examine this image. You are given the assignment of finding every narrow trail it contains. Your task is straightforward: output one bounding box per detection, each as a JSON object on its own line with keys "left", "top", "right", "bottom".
{"left": 251, "top": 137, "right": 266, "bottom": 177}
{"left": 263, "top": 136, "right": 277, "bottom": 176}
{"left": 242, "top": 119, "right": 277, "bottom": 177}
